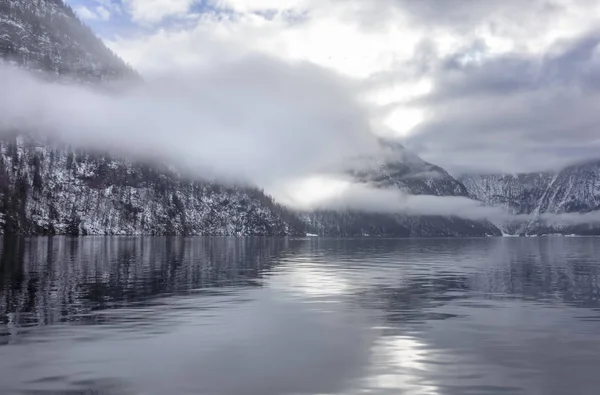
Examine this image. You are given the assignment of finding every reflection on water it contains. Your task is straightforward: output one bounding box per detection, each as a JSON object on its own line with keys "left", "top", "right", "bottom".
{"left": 0, "top": 237, "right": 292, "bottom": 331}
{"left": 2, "top": 237, "right": 600, "bottom": 394}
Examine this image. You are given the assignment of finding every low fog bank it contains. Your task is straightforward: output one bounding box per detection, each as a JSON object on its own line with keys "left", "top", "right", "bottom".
{"left": 540, "top": 212, "right": 600, "bottom": 226}
{"left": 0, "top": 58, "right": 381, "bottom": 186}
{"left": 286, "top": 181, "right": 503, "bottom": 219}
{"left": 283, "top": 180, "right": 600, "bottom": 229}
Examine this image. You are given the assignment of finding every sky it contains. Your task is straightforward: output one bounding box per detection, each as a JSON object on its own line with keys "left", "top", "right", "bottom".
{"left": 65, "top": 0, "right": 600, "bottom": 177}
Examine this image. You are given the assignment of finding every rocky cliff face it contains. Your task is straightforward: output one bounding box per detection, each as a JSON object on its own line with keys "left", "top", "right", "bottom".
{"left": 535, "top": 160, "right": 600, "bottom": 214}
{"left": 461, "top": 161, "right": 600, "bottom": 235}
{"left": 525, "top": 160, "right": 600, "bottom": 235}
{"left": 460, "top": 173, "right": 554, "bottom": 215}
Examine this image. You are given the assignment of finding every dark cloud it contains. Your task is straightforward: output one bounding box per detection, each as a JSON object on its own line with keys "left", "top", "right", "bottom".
{"left": 405, "top": 29, "right": 600, "bottom": 174}
{"left": 346, "top": 0, "right": 570, "bottom": 34}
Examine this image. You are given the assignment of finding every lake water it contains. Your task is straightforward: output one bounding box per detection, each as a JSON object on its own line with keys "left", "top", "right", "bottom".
{"left": 1, "top": 237, "right": 600, "bottom": 395}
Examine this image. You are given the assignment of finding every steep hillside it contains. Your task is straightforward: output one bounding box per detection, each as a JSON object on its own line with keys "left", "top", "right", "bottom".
{"left": 522, "top": 160, "right": 600, "bottom": 235}
{"left": 0, "top": 0, "right": 136, "bottom": 81}
{"left": 534, "top": 160, "right": 600, "bottom": 214}
{"left": 0, "top": 135, "right": 305, "bottom": 235}
{"left": 462, "top": 161, "right": 600, "bottom": 235}
{"left": 460, "top": 173, "right": 554, "bottom": 215}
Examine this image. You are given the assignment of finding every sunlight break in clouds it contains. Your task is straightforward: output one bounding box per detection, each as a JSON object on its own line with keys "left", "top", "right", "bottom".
{"left": 104, "top": 0, "right": 600, "bottom": 174}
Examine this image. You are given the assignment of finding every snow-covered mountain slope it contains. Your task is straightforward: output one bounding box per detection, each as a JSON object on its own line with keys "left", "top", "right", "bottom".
{"left": 460, "top": 173, "right": 554, "bottom": 215}
{"left": 351, "top": 140, "right": 469, "bottom": 196}
{"left": 0, "top": 0, "right": 136, "bottom": 81}
{"left": 462, "top": 160, "right": 600, "bottom": 235}
{"left": 0, "top": 135, "right": 305, "bottom": 235}
{"left": 521, "top": 160, "right": 600, "bottom": 235}
{"left": 535, "top": 160, "right": 600, "bottom": 214}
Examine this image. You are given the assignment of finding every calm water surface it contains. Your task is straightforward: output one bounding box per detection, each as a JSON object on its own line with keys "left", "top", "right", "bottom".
{"left": 1, "top": 237, "right": 600, "bottom": 395}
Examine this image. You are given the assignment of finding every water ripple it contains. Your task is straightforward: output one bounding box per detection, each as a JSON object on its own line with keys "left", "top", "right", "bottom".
{"left": 2, "top": 237, "right": 600, "bottom": 394}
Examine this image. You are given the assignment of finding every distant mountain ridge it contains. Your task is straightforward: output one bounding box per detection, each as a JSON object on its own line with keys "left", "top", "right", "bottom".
{"left": 460, "top": 159, "right": 600, "bottom": 235}
{"left": 350, "top": 140, "right": 469, "bottom": 196}
{"left": 310, "top": 142, "right": 502, "bottom": 237}
{"left": 460, "top": 173, "right": 554, "bottom": 215}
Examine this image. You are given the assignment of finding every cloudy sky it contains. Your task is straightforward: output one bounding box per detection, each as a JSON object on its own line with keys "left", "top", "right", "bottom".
{"left": 64, "top": 0, "right": 600, "bottom": 177}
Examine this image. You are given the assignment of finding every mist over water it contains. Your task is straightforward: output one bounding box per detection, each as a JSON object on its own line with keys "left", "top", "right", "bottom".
{"left": 2, "top": 236, "right": 600, "bottom": 394}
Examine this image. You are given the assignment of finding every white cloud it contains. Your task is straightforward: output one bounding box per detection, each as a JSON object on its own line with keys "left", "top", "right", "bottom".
{"left": 95, "top": 6, "right": 110, "bottom": 21}
{"left": 381, "top": 107, "right": 425, "bottom": 138}
{"left": 209, "top": 0, "right": 311, "bottom": 13}
{"left": 275, "top": 176, "right": 600, "bottom": 228}
{"left": 66, "top": 0, "right": 600, "bottom": 183}
{"left": 123, "top": 0, "right": 196, "bottom": 24}
{"left": 273, "top": 175, "right": 500, "bottom": 218}
{"left": 0, "top": 60, "right": 379, "bottom": 188}
{"left": 542, "top": 212, "right": 600, "bottom": 226}
{"left": 75, "top": 4, "right": 111, "bottom": 21}
{"left": 111, "top": 1, "right": 418, "bottom": 78}
{"left": 106, "top": 0, "right": 600, "bottom": 158}
{"left": 93, "top": 0, "right": 123, "bottom": 16}
{"left": 76, "top": 5, "right": 98, "bottom": 20}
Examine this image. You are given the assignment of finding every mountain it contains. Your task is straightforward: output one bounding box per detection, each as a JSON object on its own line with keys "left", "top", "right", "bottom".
{"left": 526, "top": 160, "right": 600, "bottom": 235}
{"left": 0, "top": 135, "right": 306, "bottom": 235}
{"left": 461, "top": 160, "right": 600, "bottom": 235}
{"left": 534, "top": 160, "right": 600, "bottom": 214}
{"left": 351, "top": 140, "right": 469, "bottom": 196}
{"left": 460, "top": 173, "right": 554, "bottom": 215}
{"left": 0, "top": 0, "right": 136, "bottom": 81}
{"left": 0, "top": 0, "right": 305, "bottom": 236}
{"left": 306, "top": 142, "right": 502, "bottom": 237}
